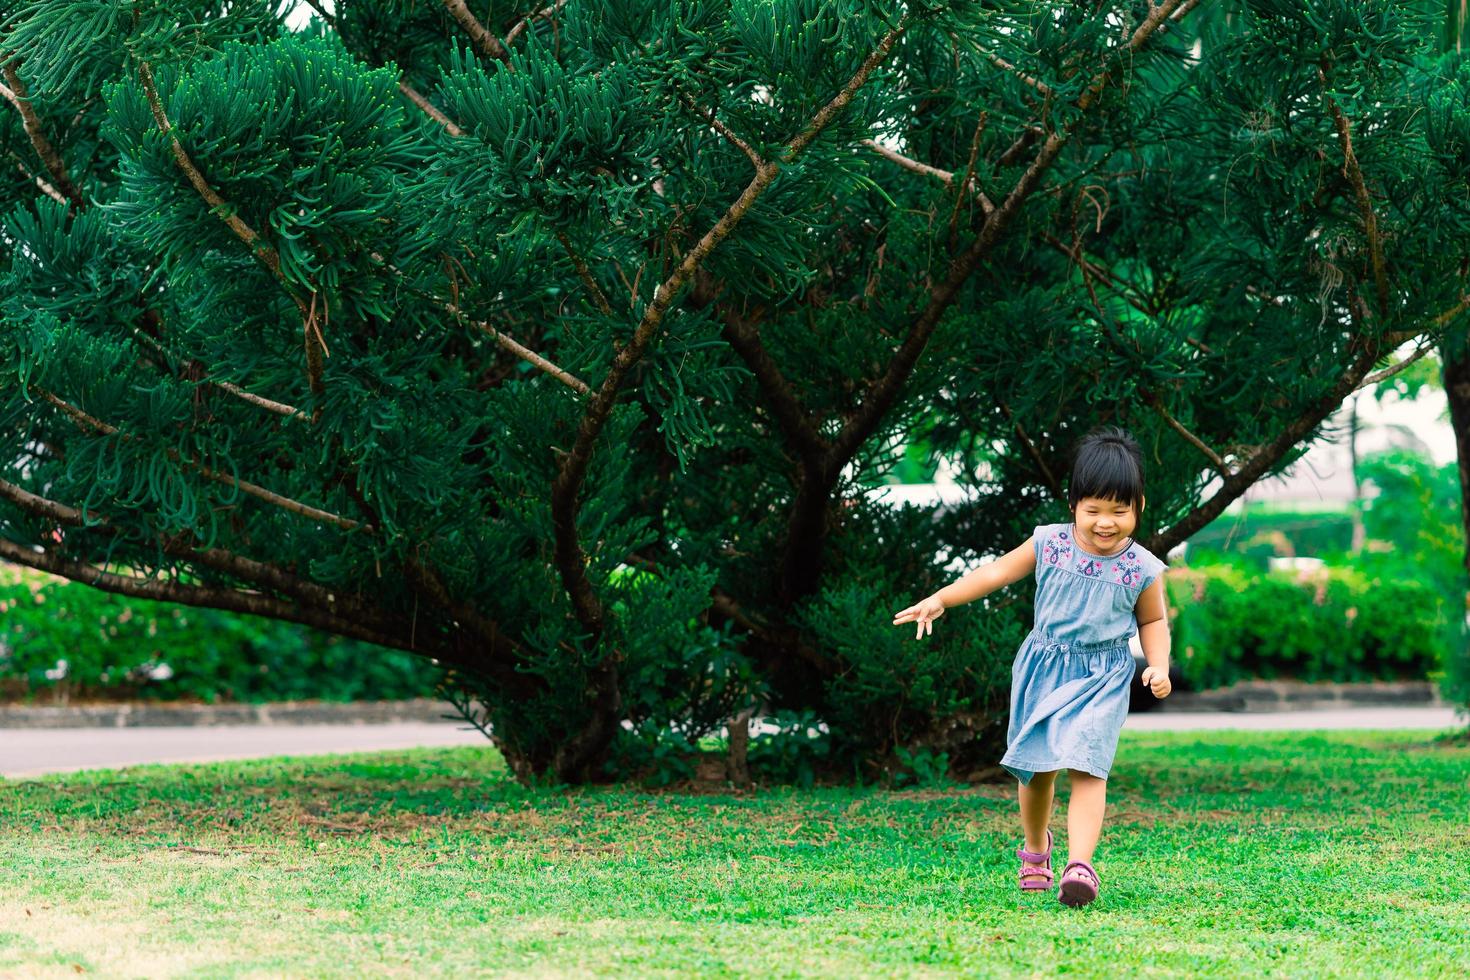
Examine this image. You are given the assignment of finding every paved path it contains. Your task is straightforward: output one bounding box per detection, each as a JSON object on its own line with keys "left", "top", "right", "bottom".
{"left": 0, "top": 708, "right": 1463, "bottom": 779}
{"left": 0, "top": 722, "right": 487, "bottom": 779}
{"left": 1125, "top": 706, "right": 1464, "bottom": 731}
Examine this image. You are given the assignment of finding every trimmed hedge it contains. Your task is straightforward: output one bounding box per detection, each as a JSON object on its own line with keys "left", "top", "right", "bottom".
{"left": 1164, "top": 565, "right": 1448, "bottom": 690}
{"left": 0, "top": 567, "right": 442, "bottom": 703}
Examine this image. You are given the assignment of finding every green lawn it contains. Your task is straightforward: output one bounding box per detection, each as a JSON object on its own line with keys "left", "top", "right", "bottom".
{"left": 2, "top": 729, "right": 1467, "bottom": 978}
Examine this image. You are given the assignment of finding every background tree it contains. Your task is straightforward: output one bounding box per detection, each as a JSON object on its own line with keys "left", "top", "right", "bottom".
{"left": 1435, "top": 0, "right": 1470, "bottom": 712}
{"left": 2, "top": 0, "right": 1467, "bottom": 782}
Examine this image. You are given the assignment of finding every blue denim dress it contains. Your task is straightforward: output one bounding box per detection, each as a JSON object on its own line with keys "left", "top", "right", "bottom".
{"left": 999, "top": 523, "right": 1166, "bottom": 785}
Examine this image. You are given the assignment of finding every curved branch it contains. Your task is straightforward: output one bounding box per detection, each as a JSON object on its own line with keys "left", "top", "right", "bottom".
{"left": 1147, "top": 393, "right": 1230, "bottom": 477}
{"left": 9, "top": 151, "right": 68, "bottom": 204}
{"left": 982, "top": 50, "right": 1054, "bottom": 97}
{"left": 0, "top": 475, "right": 407, "bottom": 639}
{"left": 130, "top": 329, "right": 308, "bottom": 421}
{"left": 0, "top": 537, "right": 406, "bottom": 651}
{"left": 998, "top": 401, "right": 1063, "bottom": 502}
{"left": 685, "top": 95, "right": 766, "bottom": 170}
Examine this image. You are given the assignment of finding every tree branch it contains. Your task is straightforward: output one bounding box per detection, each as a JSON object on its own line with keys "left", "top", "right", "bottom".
{"left": 861, "top": 138, "right": 995, "bottom": 212}
{"left": 442, "top": 304, "right": 589, "bottom": 393}
{"left": 1321, "top": 74, "right": 1390, "bottom": 316}
{"left": 0, "top": 476, "right": 104, "bottom": 528}
{"left": 684, "top": 96, "right": 766, "bottom": 170}
{"left": 205, "top": 378, "right": 308, "bottom": 420}
{"left": 137, "top": 61, "right": 324, "bottom": 414}
{"left": 1149, "top": 394, "right": 1230, "bottom": 476}
{"left": 1, "top": 59, "right": 85, "bottom": 210}
{"left": 8, "top": 151, "right": 67, "bottom": 205}
{"left": 763, "top": 0, "right": 1194, "bottom": 609}
{"left": 833, "top": 0, "right": 1192, "bottom": 466}
{"left": 137, "top": 62, "right": 283, "bottom": 282}
{"left": 717, "top": 302, "right": 828, "bottom": 463}
{"left": 998, "top": 401, "right": 1062, "bottom": 502}
{"left": 1148, "top": 334, "right": 1385, "bottom": 555}
{"left": 30, "top": 386, "right": 368, "bottom": 532}
{"left": 555, "top": 231, "right": 614, "bottom": 315}
{"left": 129, "top": 329, "right": 308, "bottom": 421}
{"left": 0, "top": 475, "right": 407, "bottom": 638}
{"left": 504, "top": 0, "right": 569, "bottom": 45}
{"left": 550, "top": 15, "right": 912, "bottom": 639}
{"left": 399, "top": 79, "right": 464, "bottom": 137}
{"left": 443, "top": 0, "right": 510, "bottom": 64}
{"left": 1357, "top": 341, "right": 1434, "bottom": 391}
{"left": 0, "top": 537, "right": 406, "bottom": 651}
{"left": 982, "top": 51, "right": 1054, "bottom": 97}
{"left": 1042, "top": 232, "right": 1158, "bottom": 317}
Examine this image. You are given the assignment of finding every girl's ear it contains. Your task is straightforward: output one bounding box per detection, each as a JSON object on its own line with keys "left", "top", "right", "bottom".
{"left": 1139, "top": 494, "right": 1146, "bottom": 514}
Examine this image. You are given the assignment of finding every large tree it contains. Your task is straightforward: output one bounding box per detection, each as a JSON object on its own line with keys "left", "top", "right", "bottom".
{"left": 2, "top": 0, "right": 1467, "bottom": 781}
{"left": 1436, "top": 0, "right": 1470, "bottom": 711}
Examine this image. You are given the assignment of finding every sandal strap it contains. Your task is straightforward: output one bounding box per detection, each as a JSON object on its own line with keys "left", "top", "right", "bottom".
{"left": 1015, "top": 829, "right": 1053, "bottom": 864}
{"left": 1018, "top": 866, "right": 1054, "bottom": 881}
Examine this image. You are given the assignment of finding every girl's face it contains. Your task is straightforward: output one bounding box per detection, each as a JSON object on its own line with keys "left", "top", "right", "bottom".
{"left": 1072, "top": 495, "right": 1142, "bottom": 553}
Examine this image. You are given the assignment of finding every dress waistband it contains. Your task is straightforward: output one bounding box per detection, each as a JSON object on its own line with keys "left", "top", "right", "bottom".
{"left": 1029, "top": 631, "right": 1133, "bottom": 653}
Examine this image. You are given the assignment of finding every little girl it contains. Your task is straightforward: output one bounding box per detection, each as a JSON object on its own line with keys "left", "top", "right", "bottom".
{"left": 892, "top": 426, "right": 1172, "bottom": 908}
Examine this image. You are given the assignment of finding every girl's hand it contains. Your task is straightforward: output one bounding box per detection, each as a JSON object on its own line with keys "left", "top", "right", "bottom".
{"left": 1141, "top": 666, "right": 1172, "bottom": 699}
{"left": 892, "top": 595, "right": 945, "bottom": 639}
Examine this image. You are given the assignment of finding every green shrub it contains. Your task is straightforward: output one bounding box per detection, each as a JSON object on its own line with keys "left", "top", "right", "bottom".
{"left": 0, "top": 567, "right": 442, "bottom": 703}
{"left": 1165, "top": 566, "right": 1447, "bottom": 689}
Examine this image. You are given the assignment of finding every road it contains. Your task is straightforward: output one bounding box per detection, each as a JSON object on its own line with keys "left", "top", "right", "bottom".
{"left": 0, "top": 707, "right": 1463, "bottom": 778}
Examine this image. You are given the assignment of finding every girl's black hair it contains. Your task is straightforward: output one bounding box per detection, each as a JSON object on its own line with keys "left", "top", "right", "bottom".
{"left": 1068, "top": 426, "right": 1145, "bottom": 512}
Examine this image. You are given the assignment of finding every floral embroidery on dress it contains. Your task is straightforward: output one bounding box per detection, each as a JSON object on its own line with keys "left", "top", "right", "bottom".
{"left": 1042, "top": 529, "right": 1074, "bottom": 566}
{"left": 1112, "top": 551, "right": 1144, "bottom": 587}
{"left": 1041, "top": 526, "right": 1154, "bottom": 587}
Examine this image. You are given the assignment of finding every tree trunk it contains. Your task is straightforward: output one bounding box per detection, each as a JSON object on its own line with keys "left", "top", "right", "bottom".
{"left": 1443, "top": 340, "right": 1470, "bottom": 576}
{"left": 1349, "top": 393, "right": 1366, "bottom": 555}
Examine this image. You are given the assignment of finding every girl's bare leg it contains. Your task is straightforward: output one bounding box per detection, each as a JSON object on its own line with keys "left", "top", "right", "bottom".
{"left": 1066, "top": 769, "right": 1107, "bottom": 864}
{"left": 1018, "top": 770, "right": 1059, "bottom": 865}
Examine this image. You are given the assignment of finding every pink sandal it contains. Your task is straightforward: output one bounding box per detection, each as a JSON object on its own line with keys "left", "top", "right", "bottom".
{"left": 1016, "top": 829, "right": 1054, "bottom": 891}
{"left": 1058, "top": 859, "right": 1100, "bottom": 907}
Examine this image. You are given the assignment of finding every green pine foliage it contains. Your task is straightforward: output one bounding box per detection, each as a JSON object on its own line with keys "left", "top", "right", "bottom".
{"left": 3, "top": 0, "right": 1470, "bottom": 782}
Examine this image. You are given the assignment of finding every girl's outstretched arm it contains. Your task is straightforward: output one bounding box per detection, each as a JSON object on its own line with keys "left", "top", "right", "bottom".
{"left": 893, "top": 538, "right": 1036, "bottom": 639}
{"left": 1135, "top": 577, "right": 1172, "bottom": 698}
{"left": 935, "top": 538, "right": 1037, "bottom": 607}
